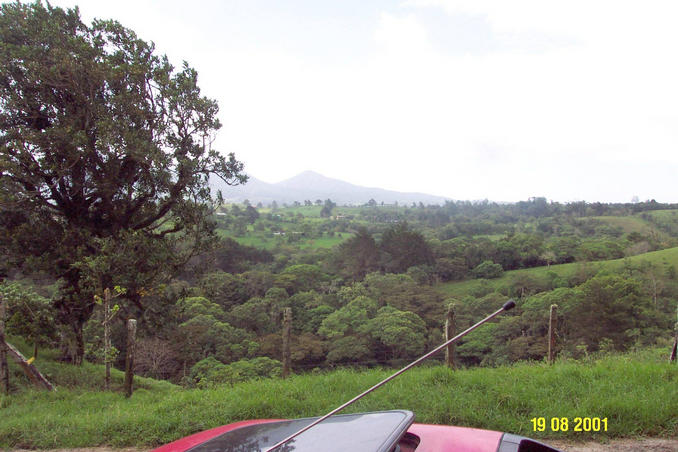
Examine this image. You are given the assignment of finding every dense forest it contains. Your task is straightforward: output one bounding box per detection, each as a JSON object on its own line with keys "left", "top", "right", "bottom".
{"left": 0, "top": 2, "right": 676, "bottom": 394}
{"left": 3, "top": 196, "right": 677, "bottom": 388}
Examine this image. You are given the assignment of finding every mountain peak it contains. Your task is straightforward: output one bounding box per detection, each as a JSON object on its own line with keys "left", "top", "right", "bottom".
{"left": 281, "top": 170, "right": 331, "bottom": 182}
{"left": 298, "top": 170, "right": 323, "bottom": 177}
{"left": 211, "top": 170, "right": 450, "bottom": 205}
{"left": 277, "top": 170, "right": 347, "bottom": 189}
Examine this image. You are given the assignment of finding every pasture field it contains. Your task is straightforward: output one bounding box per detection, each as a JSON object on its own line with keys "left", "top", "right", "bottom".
{"left": 590, "top": 215, "right": 658, "bottom": 235}
{"left": 218, "top": 231, "right": 279, "bottom": 249}
{"left": 232, "top": 233, "right": 352, "bottom": 249}
{"left": 642, "top": 209, "right": 678, "bottom": 221}
{"left": 0, "top": 344, "right": 675, "bottom": 448}
{"left": 216, "top": 228, "right": 353, "bottom": 249}
{"left": 336, "top": 205, "right": 407, "bottom": 215}
{"left": 437, "top": 246, "right": 678, "bottom": 298}
{"left": 255, "top": 204, "right": 410, "bottom": 218}
{"left": 471, "top": 234, "right": 506, "bottom": 240}
{"left": 264, "top": 205, "right": 323, "bottom": 217}
{"left": 642, "top": 209, "right": 678, "bottom": 236}
{"left": 296, "top": 234, "right": 353, "bottom": 249}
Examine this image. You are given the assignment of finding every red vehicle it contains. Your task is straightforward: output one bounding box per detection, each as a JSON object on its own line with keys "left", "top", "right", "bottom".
{"left": 151, "top": 410, "right": 561, "bottom": 452}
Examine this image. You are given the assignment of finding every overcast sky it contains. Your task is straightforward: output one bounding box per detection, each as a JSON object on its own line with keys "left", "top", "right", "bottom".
{"left": 42, "top": 0, "right": 678, "bottom": 203}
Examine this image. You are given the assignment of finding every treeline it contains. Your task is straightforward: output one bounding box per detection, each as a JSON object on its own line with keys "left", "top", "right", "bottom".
{"left": 357, "top": 197, "right": 678, "bottom": 222}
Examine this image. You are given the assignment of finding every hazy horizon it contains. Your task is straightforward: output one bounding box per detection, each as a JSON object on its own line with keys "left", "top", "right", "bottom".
{"left": 224, "top": 169, "right": 668, "bottom": 205}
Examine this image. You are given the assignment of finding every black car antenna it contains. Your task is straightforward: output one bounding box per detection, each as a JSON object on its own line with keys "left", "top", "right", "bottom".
{"left": 265, "top": 299, "right": 516, "bottom": 451}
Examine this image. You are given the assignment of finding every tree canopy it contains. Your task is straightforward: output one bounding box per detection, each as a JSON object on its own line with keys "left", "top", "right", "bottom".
{"left": 0, "top": 2, "right": 246, "bottom": 362}
{"left": 379, "top": 222, "right": 434, "bottom": 273}
{"left": 335, "top": 227, "right": 379, "bottom": 279}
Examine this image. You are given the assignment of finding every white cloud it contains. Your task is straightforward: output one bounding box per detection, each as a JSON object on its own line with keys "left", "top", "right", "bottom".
{"left": 38, "top": 0, "right": 678, "bottom": 202}
{"left": 383, "top": 1, "right": 678, "bottom": 200}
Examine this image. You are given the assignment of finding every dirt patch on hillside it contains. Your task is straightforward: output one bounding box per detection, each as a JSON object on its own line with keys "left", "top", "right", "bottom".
{"left": 8, "top": 439, "right": 678, "bottom": 452}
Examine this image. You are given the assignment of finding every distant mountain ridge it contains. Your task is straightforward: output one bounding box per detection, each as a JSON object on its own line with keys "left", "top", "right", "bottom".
{"left": 210, "top": 170, "right": 450, "bottom": 205}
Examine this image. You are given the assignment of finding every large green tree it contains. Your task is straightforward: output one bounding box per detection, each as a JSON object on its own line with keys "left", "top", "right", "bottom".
{"left": 0, "top": 2, "right": 246, "bottom": 362}
{"left": 379, "top": 222, "right": 434, "bottom": 273}
{"left": 334, "top": 226, "right": 379, "bottom": 279}
{"left": 366, "top": 306, "right": 426, "bottom": 361}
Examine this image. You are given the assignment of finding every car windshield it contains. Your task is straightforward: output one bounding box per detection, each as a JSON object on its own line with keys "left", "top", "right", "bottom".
{"left": 188, "top": 410, "right": 415, "bottom": 452}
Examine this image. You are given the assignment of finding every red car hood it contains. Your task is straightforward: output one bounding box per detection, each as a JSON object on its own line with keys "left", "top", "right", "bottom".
{"left": 152, "top": 419, "right": 504, "bottom": 452}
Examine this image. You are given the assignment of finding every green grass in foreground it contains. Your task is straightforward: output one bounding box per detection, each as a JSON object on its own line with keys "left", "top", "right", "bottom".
{"left": 0, "top": 349, "right": 676, "bottom": 448}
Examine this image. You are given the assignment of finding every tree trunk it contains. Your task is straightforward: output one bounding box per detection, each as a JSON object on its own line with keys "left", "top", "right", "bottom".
{"left": 64, "top": 319, "right": 86, "bottom": 365}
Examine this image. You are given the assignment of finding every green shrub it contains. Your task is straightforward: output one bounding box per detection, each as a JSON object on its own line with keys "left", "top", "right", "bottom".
{"left": 472, "top": 261, "right": 504, "bottom": 279}
{"left": 192, "top": 357, "right": 282, "bottom": 388}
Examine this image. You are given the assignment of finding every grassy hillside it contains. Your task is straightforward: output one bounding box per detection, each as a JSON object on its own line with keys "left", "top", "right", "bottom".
{"left": 591, "top": 215, "right": 657, "bottom": 235}
{"left": 642, "top": 210, "right": 678, "bottom": 236}
{"left": 437, "top": 246, "right": 678, "bottom": 298}
{"left": 227, "top": 232, "right": 353, "bottom": 250}
{"left": 0, "top": 347, "right": 675, "bottom": 448}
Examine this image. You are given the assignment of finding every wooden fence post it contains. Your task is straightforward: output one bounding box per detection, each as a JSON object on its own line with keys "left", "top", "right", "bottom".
{"left": 282, "top": 308, "right": 292, "bottom": 378}
{"left": 548, "top": 304, "right": 558, "bottom": 364}
{"left": 670, "top": 308, "right": 677, "bottom": 363}
{"left": 103, "top": 288, "right": 111, "bottom": 390}
{"left": 124, "top": 319, "right": 137, "bottom": 398}
{"left": 0, "top": 293, "right": 9, "bottom": 395}
{"left": 445, "top": 305, "right": 456, "bottom": 369}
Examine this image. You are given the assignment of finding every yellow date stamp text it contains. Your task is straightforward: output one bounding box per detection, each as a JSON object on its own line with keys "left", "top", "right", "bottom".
{"left": 530, "top": 417, "right": 608, "bottom": 432}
